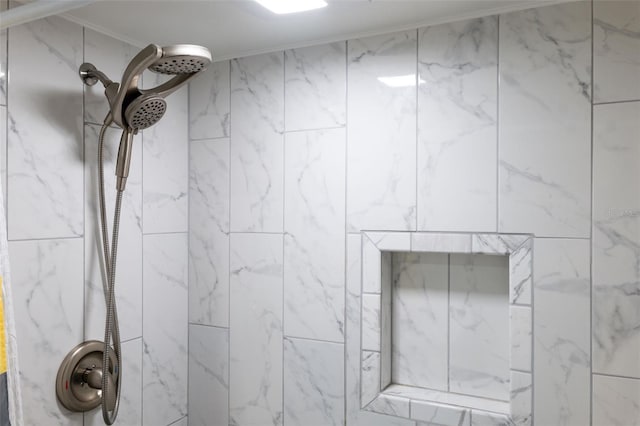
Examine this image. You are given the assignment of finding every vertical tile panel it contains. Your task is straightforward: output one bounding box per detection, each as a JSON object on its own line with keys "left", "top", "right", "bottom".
{"left": 188, "top": 324, "right": 229, "bottom": 426}
{"left": 142, "top": 79, "right": 189, "bottom": 234}
{"left": 592, "top": 375, "right": 640, "bottom": 426}
{"left": 593, "top": 101, "right": 640, "bottom": 378}
{"left": 593, "top": 1, "right": 640, "bottom": 103}
{"left": 229, "top": 233, "right": 283, "bottom": 425}
{"left": 10, "top": 238, "right": 84, "bottom": 426}
{"left": 346, "top": 236, "right": 414, "bottom": 426}
{"left": 7, "top": 16, "right": 84, "bottom": 240}
{"left": 230, "top": 53, "right": 284, "bottom": 232}
{"left": 392, "top": 252, "right": 449, "bottom": 391}
{"left": 284, "top": 42, "right": 346, "bottom": 131}
{"left": 189, "top": 138, "right": 230, "bottom": 327}
{"left": 347, "top": 31, "right": 417, "bottom": 232}
{"left": 84, "top": 124, "right": 142, "bottom": 342}
{"left": 283, "top": 128, "right": 345, "bottom": 341}
{"left": 449, "top": 254, "right": 509, "bottom": 401}
{"left": 283, "top": 337, "right": 344, "bottom": 426}
{"left": 0, "top": 18, "right": 6, "bottom": 105}
{"left": 189, "top": 60, "right": 230, "bottom": 140}
{"left": 142, "top": 233, "right": 188, "bottom": 425}
{"left": 84, "top": 29, "right": 140, "bottom": 125}
{"left": 85, "top": 338, "right": 143, "bottom": 426}
{"left": 0, "top": 105, "right": 6, "bottom": 212}
{"left": 499, "top": 2, "right": 591, "bottom": 238}
{"left": 533, "top": 238, "right": 591, "bottom": 426}
{"left": 418, "top": 17, "right": 497, "bottom": 232}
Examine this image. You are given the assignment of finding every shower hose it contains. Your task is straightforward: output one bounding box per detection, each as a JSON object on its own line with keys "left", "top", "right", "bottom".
{"left": 97, "top": 117, "right": 123, "bottom": 425}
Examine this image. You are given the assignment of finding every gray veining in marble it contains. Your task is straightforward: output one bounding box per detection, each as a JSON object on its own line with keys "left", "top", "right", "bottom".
{"left": 418, "top": 16, "right": 497, "bottom": 232}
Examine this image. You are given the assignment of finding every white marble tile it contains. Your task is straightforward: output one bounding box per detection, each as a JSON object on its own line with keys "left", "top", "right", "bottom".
{"left": 509, "top": 371, "right": 531, "bottom": 426}
{"left": 366, "top": 395, "right": 410, "bottom": 419}
{"left": 593, "top": 101, "right": 640, "bottom": 379}
{"left": 346, "top": 235, "right": 414, "bottom": 426}
{"left": 142, "top": 233, "right": 188, "bottom": 426}
{"left": 592, "top": 375, "right": 640, "bottom": 426}
{"left": 347, "top": 31, "right": 417, "bottom": 231}
{"left": 9, "top": 238, "right": 83, "bottom": 425}
{"left": 361, "top": 350, "right": 381, "bottom": 407}
{"left": 229, "top": 233, "right": 283, "bottom": 426}
{"left": 189, "top": 60, "right": 230, "bottom": 140}
{"left": 84, "top": 124, "right": 142, "bottom": 343}
{"left": 230, "top": 53, "right": 284, "bottom": 232}
{"left": 84, "top": 338, "right": 142, "bottom": 426}
{"left": 470, "top": 410, "right": 512, "bottom": 426}
{"left": 533, "top": 238, "right": 590, "bottom": 426}
{"left": 7, "top": 16, "right": 84, "bottom": 240}
{"left": 366, "top": 232, "right": 411, "bottom": 252}
{"left": 142, "top": 78, "right": 189, "bottom": 234}
{"left": 411, "top": 400, "right": 470, "bottom": 426}
{"left": 472, "top": 234, "right": 529, "bottom": 256}
{"left": 594, "top": 1, "right": 640, "bottom": 103}
{"left": 283, "top": 128, "right": 345, "bottom": 342}
{"left": 362, "top": 293, "right": 381, "bottom": 352}
{"left": 285, "top": 42, "right": 346, "bottom": 131}
{"left": 449, "top": 254, "right": 510, "bottom": 401}
{"left": 362, "top": 235, "right": 382, "bottom": 294}
{"left": 411, "top": 232, "right": 471, "bottom": 253}
{"left": 189, "top": 138, "right": 229, "bottom": 327}
{"left": 509, "top": 306, "right": 531, "bottom": 373}
{"left": 380, "top": 251, "right": 392, "bottom": 389}
{"left": 417, "top": 17, "right": 497, "bottom": 232}
{"left": 384, "top": 384, "right": 509, "bottom": 414}
{"left": 188, "top": 324, "right": 228, "bottom": 426}
{"left": 509, "top": 242, "right": 532, "bottom": 306}
{"left": 284, "top": 337, "right": 344, "bottom": 426}
{"left": 391, "top": 252, "right": 449, "bottom": 392}
{"left": 84, "top": 29, "right": 140, "bottom": 125}
{"left": 499, "top": 2, "right": 591, "bottom": 238}
{"left": 0, "top": 25, "right": 6, "bottom": 105}
{"left": 0, "top": 105, "right": 6, "bottom": 212}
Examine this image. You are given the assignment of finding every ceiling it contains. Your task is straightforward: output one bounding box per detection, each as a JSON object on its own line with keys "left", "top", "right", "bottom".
{"left": 62, "top": 0, "right": 565, "bottom": 61}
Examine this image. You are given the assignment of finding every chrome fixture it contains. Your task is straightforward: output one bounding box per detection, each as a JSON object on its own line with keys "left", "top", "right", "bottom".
{"left": 57, "top": 44, "right": 211, "bottom": 425}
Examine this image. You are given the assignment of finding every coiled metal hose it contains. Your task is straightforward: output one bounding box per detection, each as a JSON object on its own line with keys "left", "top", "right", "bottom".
{"left": 97, "top": 119, "right": 122, "bottom": 425}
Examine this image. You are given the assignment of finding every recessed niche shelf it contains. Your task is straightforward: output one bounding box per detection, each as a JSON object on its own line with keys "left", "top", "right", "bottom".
{"left": 359, "top": 232, "right": 533, "bottom": 426}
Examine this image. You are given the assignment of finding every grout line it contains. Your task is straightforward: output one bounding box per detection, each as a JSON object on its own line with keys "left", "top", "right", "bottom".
{"left": 496, "top": 14, "right": 501, "bottom": 234}
{"left": 415, "top": 27, "right": 419, "bottom": 233}
{"left": 592, "top": 372, "right": 640, "bottom": 381}
{"left": 81, "top": 25, "right": 86, "bottom": 426}
{"left": 343, "top": 39, "right": 349, "bottom": 426}
{"left": 447, "top": 253, "right": 451, "bottom": 393}
{"left": 188, "top": 322, "right": 229, "bottom": 330}
{"left": 7, "top": 235, "right": 83, "bottom": 243}
{"left": 281, "top": 49, "right": 286, "bottom": 423}
{"left": 592, "top": 98, "right": 640, "bottom": 106}
{"left": 141, "top": 230, "right": 188, "bottom": 236}
{"left": 589, "top": 1, "right": 595, "bottom": 424}
{"left": 227, "top": 58, "right": 232, "bottom": 425}
{"left": 186, "top": 73, "right": 192, "bottom": 421}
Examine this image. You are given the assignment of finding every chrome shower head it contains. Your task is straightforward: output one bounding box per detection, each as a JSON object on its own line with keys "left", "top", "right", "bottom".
{"left": 148, "top": 44, "right": 212, "bottom": 75}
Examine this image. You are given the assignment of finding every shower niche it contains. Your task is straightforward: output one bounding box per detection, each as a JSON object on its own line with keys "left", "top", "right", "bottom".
{"left": 359, "top": 232, "right": 533, "bottom": 426}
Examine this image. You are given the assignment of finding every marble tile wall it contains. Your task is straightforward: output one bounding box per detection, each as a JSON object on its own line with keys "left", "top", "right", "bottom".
{"left": 2, "top": 1, "right": 638, "bottom": 425}
{"left": 187, "top": 2, "right": 640, "bottom": 425}
{"left": 3, "top": 16, "right": 190, "bottom": 426}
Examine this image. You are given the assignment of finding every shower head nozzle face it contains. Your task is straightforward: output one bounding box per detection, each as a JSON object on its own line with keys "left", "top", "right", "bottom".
{"left": 149, "top": 44, "right": 212, "bottom": 75}
{"left": 125, "top": 97, "right": 167, "bottom": 130}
